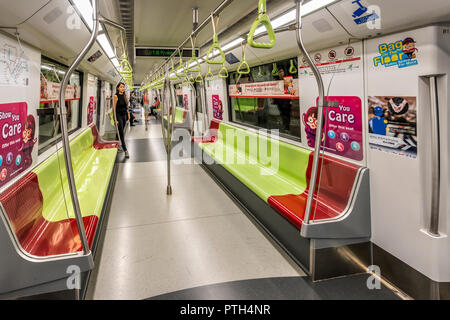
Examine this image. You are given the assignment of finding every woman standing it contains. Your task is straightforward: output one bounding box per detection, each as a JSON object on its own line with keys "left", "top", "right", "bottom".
{"left": 113, "top": 82, "right": 130, "bottom": 158}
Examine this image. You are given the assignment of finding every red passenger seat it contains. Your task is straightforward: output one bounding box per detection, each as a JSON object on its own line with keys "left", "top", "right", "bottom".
{"left": 193, "top": 119, "right": 221, "bottom": 144}
{"left": 91, "top": 125, "right": 120, "bottom": 149}
{"left": 0, "top": 172, "right": 43, "bottom": 243}
{"left": 0, "top": 172, "right": 99, "bottom": 256}
{"left": 268, "top": 153, "right": 360, "bottom": 229}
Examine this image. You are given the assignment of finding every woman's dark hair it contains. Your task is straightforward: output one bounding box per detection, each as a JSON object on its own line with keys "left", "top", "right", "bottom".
{"left": 116, "top": 82, "right": 125, "bottom": 95}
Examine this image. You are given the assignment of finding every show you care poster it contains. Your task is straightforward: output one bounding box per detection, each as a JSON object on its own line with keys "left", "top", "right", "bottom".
{"left": 368, "top": 96, "right": 417, "bottom": 158}
{"left": 303, "top": 96, "right": 363, "bottom": 161}
{"left": 0, "top": 102, "right": 37, "bottom": 188}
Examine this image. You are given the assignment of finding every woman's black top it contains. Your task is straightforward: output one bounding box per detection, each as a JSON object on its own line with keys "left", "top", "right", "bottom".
{"left": 116, "top": 93, "right": 128, "bottom": 115}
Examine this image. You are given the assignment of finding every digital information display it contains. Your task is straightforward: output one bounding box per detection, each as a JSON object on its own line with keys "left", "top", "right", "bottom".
{"left": 136, "top": 48, "right": 199, "bottom": 58}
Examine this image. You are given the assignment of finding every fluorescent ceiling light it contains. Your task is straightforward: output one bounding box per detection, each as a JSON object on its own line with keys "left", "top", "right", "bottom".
{"left": 222, "top": 37, "right": 245, "bottom": 51}
{"left": 72, "top": 0, "right": 103, "bottom": 32}
{"left": 254, "top": 0, "right": 335, "bottom": 36}
{"left": 301, "top": 0, "right": 336, "bottom": 16}
{"left": 111, "top": 58, "right": 119, "bottom": 68}
{"left": 98, "top": 34, "right": 115, "bottom": 58}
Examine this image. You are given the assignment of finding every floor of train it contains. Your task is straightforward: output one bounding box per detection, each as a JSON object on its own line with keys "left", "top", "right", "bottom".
{"left": 85, "top": 109, "right": 400, "bottom": 300}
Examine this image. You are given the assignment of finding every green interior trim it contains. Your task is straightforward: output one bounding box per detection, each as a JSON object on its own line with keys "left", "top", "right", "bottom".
{"left": 199, "top": 122, "right": 311, "bottom": 201}
{"left": 33, "top": 128, "right": 117, "bottom": 222}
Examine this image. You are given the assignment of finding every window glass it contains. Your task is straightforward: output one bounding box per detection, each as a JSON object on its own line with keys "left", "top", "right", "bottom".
{"left": 174, "top": 84, "right": 183, "bottom": 107}
{"left": 39, "top": 58, "right": 82, "bottom": 152}
{"left": 228, "top": 57, "right": 301, "bottom": 140}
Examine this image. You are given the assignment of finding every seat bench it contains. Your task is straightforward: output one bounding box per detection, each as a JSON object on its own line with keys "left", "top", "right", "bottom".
{"left": 0, "top": 125, "right": 118, "bottom": 257}
{"left": 163, "top": 107, "right": 188, "bottom": 125}
{"left": 197, "top": 121, "right": 361, "bottom": 230}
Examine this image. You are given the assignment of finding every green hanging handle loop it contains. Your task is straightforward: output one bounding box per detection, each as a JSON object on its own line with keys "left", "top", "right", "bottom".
{"left": 218, "top": 64, "right": 229, "bottom": 79}
{"left": 205, "top": 66, "right": 214, "bottom": 81}
{"left": 187, "top": 36, "right": 201, "bottom": 72}
{"left": 247, "top": 0, "right": 276, "bottom": 49}
{"left": 176, "top": 51, "right": 187, "bottom": 78}
{"left": 206, "top": 15, "right": 226, "bottom": 65}
{"left": 272, "top": 63, "right": 279, "bottom": 76}
{"left": 289, "top": 59, "right": 297, "bottom": 74}
{"left": 169, "top": 59, "right": 178, "bottom": 80}
{"left": 187, "top": 74, "right": 195, "bottom": 85}
{"left": 237, "top": 43, "right": 251, "bottom": 75}
{"left": 257, "top": 66, "right": 265, "bottom": 77}
{"left": 195, "top": 72, "right": 203, "bottom": 83}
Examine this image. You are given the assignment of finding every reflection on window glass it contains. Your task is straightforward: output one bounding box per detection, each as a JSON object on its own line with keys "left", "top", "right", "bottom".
{"left": 228, "top": 57, "right": 301, "bottom": 141}
{"left": 174, "top": 84, "right": 183, "bottom": 107}
{"left": 38, "top": 58, "right": 82, "bottom": 152}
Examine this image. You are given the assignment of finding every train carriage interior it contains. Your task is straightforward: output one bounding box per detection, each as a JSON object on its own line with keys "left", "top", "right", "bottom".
{"left": 0, "top": 0, "right": 449, "bottom": 304}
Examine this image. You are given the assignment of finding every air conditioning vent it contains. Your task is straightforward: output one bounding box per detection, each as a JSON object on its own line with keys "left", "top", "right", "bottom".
{"left": 43, "top": 7, "right": 62, "bottom": 24}
{"left": 312, "top": 18, "right": 333, "bottom": 33}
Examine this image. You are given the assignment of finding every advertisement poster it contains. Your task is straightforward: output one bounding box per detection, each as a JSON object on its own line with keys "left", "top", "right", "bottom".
{"left": 183, "top": 94, "right": 189, "bottom": 110}
{"left": 229, "top": 77, "right": 299, "bottom": 99}
{"left": 87, "top": 96, "right": 96, "bottom": 126}
{"left": 373, "top": 37, "right": 419, "bottom": 69}
{"left": 303, "top": 96, "right": 363, "bottom": 161}
{"left": 40, "top": 76, "right": 81, "bottom": 103}
{"left": 368, "top": 96, "right": 417, "bottom": 159}
{"left": 0, "top": 103, "right": 37, "bottom": 188}
{"left": 212, "top": 95, "right": 223, "bottom": 120}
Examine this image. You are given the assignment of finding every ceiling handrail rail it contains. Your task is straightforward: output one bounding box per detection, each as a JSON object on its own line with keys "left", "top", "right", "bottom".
{"left": 141, "top": 0, "right": 235, "bottom": 86}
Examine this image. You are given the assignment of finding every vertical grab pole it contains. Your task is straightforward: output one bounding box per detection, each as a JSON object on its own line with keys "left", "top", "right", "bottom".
{"left": 428, "top": 76, "right": 440, "bottom": 236}
{"left": 162, "top": 75, "right": 175, "bottom": 195}
{"left": 201, "top": 82, "right": 210, "bottom": 135}
{"left": 58, "top": 0, "right": 100, "bottom": 255}
{"left": 295, "top": 0, "right": 325, "bottom": 226}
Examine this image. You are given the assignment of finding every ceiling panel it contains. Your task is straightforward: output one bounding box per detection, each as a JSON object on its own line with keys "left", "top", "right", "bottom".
{"left": 134, "top": 0, "right": 258, "bottom": 47}
{"left": 0, "top": 0, "right": 49, "bottom": 26}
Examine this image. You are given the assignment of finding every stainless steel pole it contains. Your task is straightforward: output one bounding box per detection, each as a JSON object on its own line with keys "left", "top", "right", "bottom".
{"left": 295, "top": 0, "right": 325, "bottom": 225}
{"left": 429, "top": 76, "right": 440, "bottom": 236}
{"left": 58, "top": 0, "right": 100, "bottom": 255}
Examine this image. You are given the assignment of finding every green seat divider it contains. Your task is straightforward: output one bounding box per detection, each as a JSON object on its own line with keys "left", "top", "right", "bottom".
{"left": 199, "top": 122, "right": 311, "bottom": 202}
{"left": 33, "top": 128, "right": 117, "bottom": 222}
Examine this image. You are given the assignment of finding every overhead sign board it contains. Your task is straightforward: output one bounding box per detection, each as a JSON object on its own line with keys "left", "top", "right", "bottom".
{"left": 136, "top": 47, "right": 199, "bottom": 58}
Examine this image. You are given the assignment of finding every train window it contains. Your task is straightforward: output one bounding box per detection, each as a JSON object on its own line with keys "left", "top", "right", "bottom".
{"left": 174, "top": 84, "right": 184, "bottom": 107}
{"left": 228, "top": 57, "right": 301, "bottom": 141}
{"left": 38, "top": 57, "right": 83, "bottom": 153}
